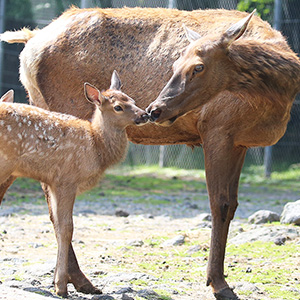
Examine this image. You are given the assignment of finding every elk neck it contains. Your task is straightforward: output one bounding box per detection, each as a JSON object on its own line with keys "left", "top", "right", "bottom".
{"left": 227, "top": 40, "right": 300, "bottom": 105}
{"left": 90, "top": 107, "right": 129, "bottom": 169}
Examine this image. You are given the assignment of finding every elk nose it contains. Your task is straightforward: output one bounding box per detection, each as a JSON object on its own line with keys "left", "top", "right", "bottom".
{"left": 142, "top": 113, "right": 150, "bottom": 122}
{"left": 150, "top": 108, "right": 162, "bottom": 122}
{"left": 135, "top": 113, "right": 150, "bottom": 125}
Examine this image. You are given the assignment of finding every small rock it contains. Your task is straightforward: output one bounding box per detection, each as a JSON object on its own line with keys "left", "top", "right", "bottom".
{"left": 30, "top": 279, "right": 41, "bottom": 286}
{"left": 235, "top": 282, "right": 259, "bottom": 292}
{"left": 92, "top": 294, "right": 115, "bottom": 300}
{"left": 122, "top": 294, "right": 134, "bottom": 300}
{"left": 274, "top": 236, "right": 286, "bottom": 246}
{"left": 248, "top": 210, "right": 280, "bottom": 224}
{"left": 230, "top": 226, "right": 299, "bottom": 244}
{"left": 162, "top": 235, "right": 185, "bottom": 247}
{"left": 281, "top": 200, "right": 300, "bottom": 225}
{"left": 116, "top": 287, "right": 134, "bottom": 294}
{"left": 196, "top": 222, "right": 212, "bottom": 229}
{"left": 198, "top": 213, "right": 211, "bottom": 222}
{"left": 23, "top": 287, "right": 55, "bottom": 297}
{"left": 185, "top": 202, "right": 199, "bottom": 209}
{"left": 115, "top": 209, "right": 129, "bottom": 217}
{"left": 79, "top": 209, "right": 97, "bottom": 215}
{"left": 186, "top": 245, "right": 201, "bottom": 254}
{"left": 127, "top": 240, "right": 144, "bottom": 247}
{"left": 137, "top": 289, "right": 160, "bottom": 299}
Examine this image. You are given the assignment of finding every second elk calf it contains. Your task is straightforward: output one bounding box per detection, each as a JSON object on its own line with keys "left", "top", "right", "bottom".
{"left": 0, "top": 71, "right": 149, "bottom": 297}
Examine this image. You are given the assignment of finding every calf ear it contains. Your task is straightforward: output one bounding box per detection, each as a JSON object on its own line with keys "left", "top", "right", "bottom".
{"left": 222, "top": 10, "right": 256, "bottom": 47}
{"left": 183, "top": 24, "right": 201, "bottom": 43}
{"left": 84, "top": 83, "right": 105, "bottom": 107}
{"left": 0, "top": 90, "right": 14, "bottom": 103}
{"left": 110, "top": 70, "right": 122, "bottom": 91}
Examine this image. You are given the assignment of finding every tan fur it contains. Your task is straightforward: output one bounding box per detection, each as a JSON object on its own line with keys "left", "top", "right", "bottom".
{"left": 2, "top": 7, "right": 300, "bottom": 300}
{"left": 0, "top": 76, "right": 148, "bottom": 297}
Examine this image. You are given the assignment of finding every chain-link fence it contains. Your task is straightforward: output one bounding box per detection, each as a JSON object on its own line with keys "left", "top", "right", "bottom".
{"left": 0, "top": 0, "right": 299, "bottom": 173}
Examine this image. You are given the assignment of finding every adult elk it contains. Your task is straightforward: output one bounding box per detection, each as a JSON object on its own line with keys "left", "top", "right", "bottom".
{"left": 2, "top": 7, "right": 300, "bottom": 300}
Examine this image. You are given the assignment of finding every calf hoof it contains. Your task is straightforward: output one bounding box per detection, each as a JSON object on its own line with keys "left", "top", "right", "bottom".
{"left": 214, "top": 287, "right": 240, "bottom": 300}
{"left": 77, "top": 283, "right": 102, "bottom": 295}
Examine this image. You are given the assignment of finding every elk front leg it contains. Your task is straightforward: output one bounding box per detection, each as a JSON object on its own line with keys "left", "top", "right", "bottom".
{"left": 203, "top": 136, "right": 246, "bottom": 300}
{"left": 68, "top": 244, "right": 102, "bottom": 294}
{"left": 42, "top": 183, "right": 101, "bottom": 295}
{"left": 47, "top": 184, "right": 76, "bottom": 297}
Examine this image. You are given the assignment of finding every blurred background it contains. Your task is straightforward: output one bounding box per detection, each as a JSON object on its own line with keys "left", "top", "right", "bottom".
{"left": 0, "top": 0, "right": 299, "bottom": 177}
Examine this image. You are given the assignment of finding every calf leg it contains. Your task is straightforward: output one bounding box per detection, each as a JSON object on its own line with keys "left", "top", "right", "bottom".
{"left": 203, "top": 135, "right": 246, "bottom": 300}
{"left": 0, "top": 176, "right": 16, "bottom": 204}
{"left": 47, "top": 184, "right": 76, "bottom": 297}
{"left": 42, "top": 183, "right": 101, "bottom": 295}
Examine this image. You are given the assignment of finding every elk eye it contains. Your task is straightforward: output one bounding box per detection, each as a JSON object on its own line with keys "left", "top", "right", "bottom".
{"left": 114, "top": 105, "right": 123, "bottom": 112}
{"left": 193, "top": 64, "right": 204, "bottom": 75}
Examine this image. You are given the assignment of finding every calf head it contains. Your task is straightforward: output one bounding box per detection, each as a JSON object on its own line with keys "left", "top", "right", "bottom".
{"left": 84, "top": 71, "right": 149, "bottom": 128}
{"left": 147, "top": 11, "right": 255, "bottom": 126}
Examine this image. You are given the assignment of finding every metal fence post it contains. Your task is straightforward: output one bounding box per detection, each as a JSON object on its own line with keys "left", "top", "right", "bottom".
{"left": 81, "top": 0, "right": 94, "bottom": 8}
{"left": 264, "top": 0, "right": 282, "bottom": 178}
{"left": 0, "top": 0, "right": 6, "bottom": 94}
{"left": 159, "top": 145, "right": 165, "bottom": 168}
{"left": 168, "top": 0, "right": 176, "bottom": 9}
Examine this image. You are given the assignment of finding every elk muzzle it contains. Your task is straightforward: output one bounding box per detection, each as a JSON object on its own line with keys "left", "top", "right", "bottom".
{"left": 146, "top": 71, "right": 186, "bottom": 125}
{"left": 134, "top": 112, "right": 150, "bottom": 125}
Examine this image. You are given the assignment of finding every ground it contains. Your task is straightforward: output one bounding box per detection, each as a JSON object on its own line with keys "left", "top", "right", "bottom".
{"left": 0, "top": 166, "right": 299, "bottom": 300}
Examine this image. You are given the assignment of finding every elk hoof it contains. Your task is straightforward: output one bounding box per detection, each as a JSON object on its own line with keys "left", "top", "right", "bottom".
{"left": 56, "top": 291, "right": 68, "bottom": 298}
{"left": 214, "top": 287, "right": 240, "bottom": 300}
{"left": 77, "top": 283, "right": 102, "bottom": 295}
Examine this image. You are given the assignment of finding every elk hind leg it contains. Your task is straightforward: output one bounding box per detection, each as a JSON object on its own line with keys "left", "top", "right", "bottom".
{"left": 42, "top": 183, "right": 101, "bottom": 295}
{"left": 47, "top": 184, "right": 76, "bottom": 297}
{"left": 0, "top": 176, "right": 17, "bottom": 204}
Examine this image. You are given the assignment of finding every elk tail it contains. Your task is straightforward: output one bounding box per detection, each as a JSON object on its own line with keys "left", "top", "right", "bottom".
{"left": 0, "top": 27, "right": 39, "bottom": 44}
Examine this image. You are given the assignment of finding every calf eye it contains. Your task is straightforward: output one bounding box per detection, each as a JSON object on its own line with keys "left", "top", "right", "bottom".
{"left": 114, "top": 105, "right": 123, "bottom": 112}
{"left": 193, "top": 64, "right": 204, "bottom": 75}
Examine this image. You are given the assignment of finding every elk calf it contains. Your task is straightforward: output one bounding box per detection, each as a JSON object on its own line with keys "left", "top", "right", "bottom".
{"left": 0, "top": 71, "right": 148, "bottom": 297}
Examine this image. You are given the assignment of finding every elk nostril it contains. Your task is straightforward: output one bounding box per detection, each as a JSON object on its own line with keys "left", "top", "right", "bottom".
{"left": 143, "top": 113, "right": 150, "bottom": 121}
{"left": 150, "top": 108, "right": 162, "bottom": 121}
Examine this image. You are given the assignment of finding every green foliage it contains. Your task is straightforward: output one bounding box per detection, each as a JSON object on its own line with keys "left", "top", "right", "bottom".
{"left": 237, "top": 0, "right": 274, "bottom": 23}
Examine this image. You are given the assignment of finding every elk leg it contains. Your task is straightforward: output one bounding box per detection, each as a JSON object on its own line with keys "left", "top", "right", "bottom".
{"left": 67, "top": 244, "right": 102, "bottom": 294}
{"left": 203, "top": 137, "right": 246, "bottom": 300}
{"left": 0, "top": 176, "right": 17, "bottom": 204}
{"left": 42, "top": 183, "right": 101, "bottom": 295}
{"left": 47, "top": 184, "right": 76, "bottom": 297}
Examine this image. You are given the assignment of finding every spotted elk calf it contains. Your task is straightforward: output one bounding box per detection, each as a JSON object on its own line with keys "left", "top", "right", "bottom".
{"left": 0, "top": 71, "right": 149, "bottom": 297}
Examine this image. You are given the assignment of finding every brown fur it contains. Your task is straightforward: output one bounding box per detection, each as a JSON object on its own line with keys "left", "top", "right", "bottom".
{"left": 0, "top": 74, "right": 148, "bottom": 297}
{"left": 2, "top": 7, "right": 300, "bottom": 300}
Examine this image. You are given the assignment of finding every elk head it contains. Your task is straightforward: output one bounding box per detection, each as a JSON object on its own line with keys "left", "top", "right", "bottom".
{"left": 147, "top": 11, "right": 255, "bottom": 126}
{"left": 84, "top": 71, "right": 149, "bottom": 128}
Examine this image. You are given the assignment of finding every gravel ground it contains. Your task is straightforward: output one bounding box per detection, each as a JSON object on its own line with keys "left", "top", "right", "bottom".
{"left": 0, "top": 179, "right": 299, "bottom": 300}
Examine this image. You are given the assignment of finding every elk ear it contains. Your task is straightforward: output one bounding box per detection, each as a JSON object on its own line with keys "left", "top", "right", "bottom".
{"left": 183, "top": 24, "right": 201, "bottom": 43}
{"left": 0, "top": 90, "right": 14, "bottom": 103}
{"left": 110, "top": 70, "right": 122, "bottom": 91}
{"left": 84, "top": 82, "right": 105, "bottom": 107}
{"left": 222, "top": 10, "right": 256, "bottom": 47}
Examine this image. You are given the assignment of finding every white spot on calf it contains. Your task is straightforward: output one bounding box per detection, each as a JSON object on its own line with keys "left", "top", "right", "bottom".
{"left": 7, "top": 125, "right": 11, "bottom": 132}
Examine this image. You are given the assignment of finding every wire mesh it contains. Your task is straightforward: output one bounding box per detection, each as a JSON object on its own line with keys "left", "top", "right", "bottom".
{"left": 1, "top": 0, "right": 300, "bottom": 173}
